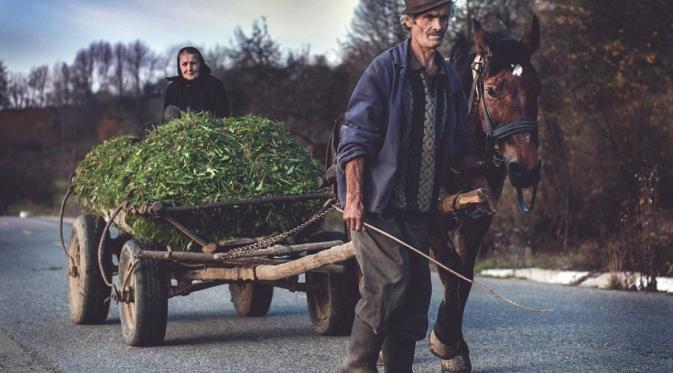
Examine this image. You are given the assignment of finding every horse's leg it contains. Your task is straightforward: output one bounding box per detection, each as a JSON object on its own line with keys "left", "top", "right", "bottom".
{"left": 454, "top": 214, "right": 494, "bottom": 334}
{"left": 452, "top": 174, "right": 506, "bottom": 336}
{"left": 429, "top": 215, "right": 493, "bottom": 373}
{"left": 430, "top": 215, "right": 492, "bottom": 355}
{"left": 430, "top": 226, "right": 464, "bottom": 355}
{"left": 431, "top": 173, "right": 505, "bottom": 372}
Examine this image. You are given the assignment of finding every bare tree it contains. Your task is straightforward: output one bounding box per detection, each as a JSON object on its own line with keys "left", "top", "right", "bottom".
{"left": 71, "top": 49, "right": 95, "bottom": 103}
{"left": 0, "top": 61, "right": 8, "bottom": 109}
{"left": 7, "top": 73, "right": 30, "bottom": 109}
{"left": 204, "top": 44, "right": 229, "bottom": 75}
{"left": 28, "top": 65, "right": 49, "bottom": 107}
{"left": 91, "top": 41, "right": 114, "bottom": 93}
{"left": 112, "top": 42, "right": 127, "bottom": 97}
{"left": 50, "top": 62, "right": 72, "bottom": 106}
{"left": 125, "top": 40, "right": 157, "bottom": 96}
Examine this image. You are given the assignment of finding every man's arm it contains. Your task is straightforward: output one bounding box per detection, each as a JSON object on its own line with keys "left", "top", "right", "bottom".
{"left": 336, "top": 59, "right": 389, "bottom": 228}
{"left": 343, "top": 158, "right": 365, "bottom": 231}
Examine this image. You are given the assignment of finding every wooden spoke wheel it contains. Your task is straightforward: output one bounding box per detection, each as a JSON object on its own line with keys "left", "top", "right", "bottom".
{"left": 67, "top": 215, "right": 111, "bottom": 324}
{"left": 305, "top": 231, "right": 359, "bottom": 336}
{"left": 229, "top": 282, "right": 274, "bottom": 317}
{"left": 306, "top": 261, "right": 359, "bottom": 336}
{"left": 118, "top": 240, "right": 168, "bottom": 346}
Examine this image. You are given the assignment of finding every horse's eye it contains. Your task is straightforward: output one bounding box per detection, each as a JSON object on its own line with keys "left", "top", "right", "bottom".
{"left": 486, "top": 87, "right": 497, "bottom": 98}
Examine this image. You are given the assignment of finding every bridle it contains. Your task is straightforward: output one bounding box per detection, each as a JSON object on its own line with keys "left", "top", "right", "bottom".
{"left": 468, "top": 55, "right": 540, "bottom": 212}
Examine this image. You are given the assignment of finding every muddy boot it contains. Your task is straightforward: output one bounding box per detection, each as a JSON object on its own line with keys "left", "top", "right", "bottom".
{"left": 381, "top": 335, "right": 416, "bottom": 373}
{"left": 429, "top": 330, "right": 471, "bottom": 373}
{"left": 341, "top": 317, "right": 385, "bottom": 373}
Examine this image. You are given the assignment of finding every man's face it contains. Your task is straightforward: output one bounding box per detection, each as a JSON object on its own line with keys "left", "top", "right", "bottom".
{"left": 406, "top": 5, "right": 451, "bottom": 50}
{"left": 179, "top": 52, "right": 200, "bottom": 80}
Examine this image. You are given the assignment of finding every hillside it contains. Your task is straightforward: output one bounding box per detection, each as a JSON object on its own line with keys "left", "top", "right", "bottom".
{"left": 0, "top": 96, "right": 163, "bottom": 215}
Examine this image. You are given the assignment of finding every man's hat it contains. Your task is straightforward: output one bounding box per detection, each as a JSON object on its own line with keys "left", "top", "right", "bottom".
{"left": 403, "top": 0, "right": 453, "bottom": 15}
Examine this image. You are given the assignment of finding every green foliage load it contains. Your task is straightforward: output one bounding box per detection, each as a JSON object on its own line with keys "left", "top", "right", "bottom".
{"left": 74, "top": 113, "right": 324, "bottom": 250}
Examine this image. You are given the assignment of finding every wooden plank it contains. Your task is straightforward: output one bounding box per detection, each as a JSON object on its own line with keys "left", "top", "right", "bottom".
{"left": 255, "top": 242, "right": 354, "bottom": 281}
{"left": 437, "top": 188, "right": 494, "bottom": 215}
{"left": 180, "top": 242, "right": 354, "bottom": 281}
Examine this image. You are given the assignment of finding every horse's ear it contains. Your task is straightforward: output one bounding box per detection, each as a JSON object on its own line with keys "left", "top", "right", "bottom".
{"left": 521, "top": 15, "right": 540, "bottom": 54}
{"left": 472, "top": 19, "right": 490, "bottom": 56}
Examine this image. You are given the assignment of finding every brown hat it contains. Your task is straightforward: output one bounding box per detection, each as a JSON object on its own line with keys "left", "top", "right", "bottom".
{"left": 403, "top": 0, "right": 453, "bottom": 15}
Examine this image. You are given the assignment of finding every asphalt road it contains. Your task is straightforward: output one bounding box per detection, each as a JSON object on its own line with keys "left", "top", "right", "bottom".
{"left": 1, "top": 216, "right": 672, "bottom": 372}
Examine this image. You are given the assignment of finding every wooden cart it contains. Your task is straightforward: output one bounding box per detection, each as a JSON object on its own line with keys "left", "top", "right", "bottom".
{"left": 66, "top": 192, "right": 362, "bottom": 346}
{"left": 65, "top": 187, "right": 491, "bottom": 347}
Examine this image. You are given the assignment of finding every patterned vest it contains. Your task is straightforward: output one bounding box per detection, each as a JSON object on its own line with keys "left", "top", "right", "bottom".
{"left": 391, "top": 53, "right": 447, "bottom": 213}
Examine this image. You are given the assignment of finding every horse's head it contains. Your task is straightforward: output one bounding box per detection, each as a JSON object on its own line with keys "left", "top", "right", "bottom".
{"left": 471, "top": 16, "right": 542, "bottom": 210}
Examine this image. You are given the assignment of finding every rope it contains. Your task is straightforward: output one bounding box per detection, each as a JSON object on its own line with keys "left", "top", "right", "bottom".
{"left": 120, "top": 259, "right": 141, "bottom": 298}
{"left": 59, "top": 173, "right": 77, "bottom": 270}
{"left": 96, "top": 201, "right": 128, "bottom": 301}
{"left": 333, "top": 206, "right": 549, "bottom": 313}
{"left": 216, "top": 199, "right": 337, "bottom": 260}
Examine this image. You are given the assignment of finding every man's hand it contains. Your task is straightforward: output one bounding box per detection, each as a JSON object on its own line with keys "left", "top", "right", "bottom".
{"left": 466, "top": 175, "right": 497, "bottom": 215}
{"left": 343, "top": 158, "right": 365, "bottom": 231}
{"left": 344, "top": 192, "right": 364, "bottom": 231}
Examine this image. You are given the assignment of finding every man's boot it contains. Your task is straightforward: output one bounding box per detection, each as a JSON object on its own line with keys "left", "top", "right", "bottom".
{"left": 381, "top": 334, "right": 416, "bottom": 373}
{"left": 341, "top": 317, "right": 385, "bottom": 373}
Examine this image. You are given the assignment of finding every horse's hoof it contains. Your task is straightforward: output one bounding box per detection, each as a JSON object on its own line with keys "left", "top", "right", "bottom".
{"left": 428, "top": 330, "right": 461, "bottom": 358}
{"left": 441, "top": 353, "right": 472, "bottom": 373}
{"left": 428, "top": 331, "right": 472, "bottom": 373}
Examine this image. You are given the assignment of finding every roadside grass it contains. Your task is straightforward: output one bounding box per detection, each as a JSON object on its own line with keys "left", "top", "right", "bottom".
{"left": 475, "top": 248, "right": 601, "bottom": 273}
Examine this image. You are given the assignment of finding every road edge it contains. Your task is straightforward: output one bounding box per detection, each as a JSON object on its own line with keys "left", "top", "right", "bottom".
{"left": 480, "top": 268, "right": 673, "bottom": 294}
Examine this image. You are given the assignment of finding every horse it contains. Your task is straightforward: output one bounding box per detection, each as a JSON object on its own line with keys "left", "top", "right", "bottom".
{"left": 428, "top": 16, "right": 542, "bottom": 372}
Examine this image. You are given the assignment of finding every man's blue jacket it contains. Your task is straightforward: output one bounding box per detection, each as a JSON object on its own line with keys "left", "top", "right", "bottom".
{"left": 336, "top": 39, "right": 470, "bottom": 214}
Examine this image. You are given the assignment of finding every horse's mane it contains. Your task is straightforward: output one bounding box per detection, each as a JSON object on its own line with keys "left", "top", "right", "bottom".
{"left": 448, "top": 33, "right": 475, "bottom": 95}
{"left": 449, "top": 31, "right": 531, "bottom": 96}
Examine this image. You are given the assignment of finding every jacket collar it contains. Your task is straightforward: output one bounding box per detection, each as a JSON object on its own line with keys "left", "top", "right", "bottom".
{"left": 392, "top": 39, "right": 410, "bottom": 68}
{"left": 393, "top": 39, "right": 461, "bottom": 94}
{"left": 393, "top": 39, "right": 448, "bottom": 72}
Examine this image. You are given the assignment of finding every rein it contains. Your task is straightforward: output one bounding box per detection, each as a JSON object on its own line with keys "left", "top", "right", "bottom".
{"left": 468, "top": 55, "right": 539, "bottom": 212}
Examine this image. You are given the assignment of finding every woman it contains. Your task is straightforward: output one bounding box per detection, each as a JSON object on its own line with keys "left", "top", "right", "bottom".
{"left": 163, "top": 46, "right": 230, "bottom": 120}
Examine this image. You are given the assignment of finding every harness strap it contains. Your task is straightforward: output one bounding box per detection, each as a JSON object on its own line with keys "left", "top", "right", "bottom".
{"left": 490, "top": 117, "right": 538, "bottom": 139}
{"left": 467, "top": 57, "right": 484, "bottom": 116}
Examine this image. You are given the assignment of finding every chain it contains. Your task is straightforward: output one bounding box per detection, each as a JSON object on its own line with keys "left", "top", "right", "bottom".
{"left": 217, "top": 200, "right": 336, "bottom": 260}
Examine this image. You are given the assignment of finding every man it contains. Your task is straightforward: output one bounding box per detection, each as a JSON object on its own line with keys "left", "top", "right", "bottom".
{"left": 163, "top": 46, "right": 230, "bottom": 120}
{"left": 337, "top": 0, "right": 469, "bottom": 372}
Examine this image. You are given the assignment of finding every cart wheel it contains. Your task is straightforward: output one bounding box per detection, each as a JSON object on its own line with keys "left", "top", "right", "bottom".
{"left": 68, "top": 215, "right": 111, "bottom": 324}
{"left": 229, "top": 282, "right": 273, "bottom": 317}
{"left": 118, "top": 240, "right": 168, "bottom": 346}
{"left": 306, "top": 257, "right": 359, "bottom": 336}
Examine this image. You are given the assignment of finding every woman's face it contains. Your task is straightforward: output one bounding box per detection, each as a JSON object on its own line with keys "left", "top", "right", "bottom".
{"left": 179, "top": 52, "right": 200, "bottom": 80}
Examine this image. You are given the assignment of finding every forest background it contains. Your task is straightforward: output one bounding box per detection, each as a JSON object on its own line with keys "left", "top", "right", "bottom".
{"left": 1, "top": 0, "right": 672, "bottom": 285}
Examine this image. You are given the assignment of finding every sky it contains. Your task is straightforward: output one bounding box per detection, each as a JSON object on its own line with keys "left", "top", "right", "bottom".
{"left": 0, "top": 0, "right": 360, "bottom": 74}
